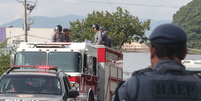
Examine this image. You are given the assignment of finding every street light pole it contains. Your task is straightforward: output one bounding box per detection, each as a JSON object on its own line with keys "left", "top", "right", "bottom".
{"left": 24, "top": 0, "right": 28, "bottom": 42}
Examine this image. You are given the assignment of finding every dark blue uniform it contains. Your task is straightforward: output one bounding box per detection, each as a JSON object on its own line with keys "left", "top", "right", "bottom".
{"left": 118, "top": 60, "right": 201, "bottom": 101}
{"left": 116, "top": 23, "right": 201, "bottom": 101}
{"left": 102, "top": 31, "right": 112, "bottom": 47}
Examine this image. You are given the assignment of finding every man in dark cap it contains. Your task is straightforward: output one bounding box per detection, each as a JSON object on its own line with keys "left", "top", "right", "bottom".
{"left": 51, "top": 25, "right": 64, "bottom": 42}
{"left": 63, "top": 28, "right": 70, "bottom": 42}
{"left": 99, "top": 27, "right": 107, "bottom": 46}
{"left": 98, "top": 27, "right": 112, "bottom": 47}
{"left": 113, "top": 23, "right": 201, "bottom": 101}
{"left": 99, "top": 27, "right": 104, "bottom": 33}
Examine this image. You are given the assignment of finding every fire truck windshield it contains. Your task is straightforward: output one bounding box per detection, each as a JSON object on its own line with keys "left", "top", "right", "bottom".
{"left": 15, "top": 52, "right": 47, "bottom": 66}
{"left": 48, "top": 52, "right": 82, "bottom": 72}
{"left": 15, "top": 52, "right": 82, "bottom": 72}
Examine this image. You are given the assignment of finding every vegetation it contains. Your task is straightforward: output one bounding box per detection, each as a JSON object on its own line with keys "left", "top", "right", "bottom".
{"left": 172, "top": 0, "right": 201, "bottom": 48}
{"left": 0, "top": 39, "right": 13, "bottom": 76}
{"left": 70, "top": 6, "right": 150, "bottom": 49}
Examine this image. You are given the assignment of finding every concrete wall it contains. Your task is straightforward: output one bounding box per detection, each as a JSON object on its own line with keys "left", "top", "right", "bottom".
{"left": 123, "top": 53, "right": 201, "bottom": 80}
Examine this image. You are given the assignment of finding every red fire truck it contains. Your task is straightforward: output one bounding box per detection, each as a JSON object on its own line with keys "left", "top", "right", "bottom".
{"left": 11, "top": 42, "right": 123, "bottom": 101}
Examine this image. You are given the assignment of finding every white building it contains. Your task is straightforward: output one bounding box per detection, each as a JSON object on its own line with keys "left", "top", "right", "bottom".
{"left": 2, "top": 28, "right": 54, "bottom": 47}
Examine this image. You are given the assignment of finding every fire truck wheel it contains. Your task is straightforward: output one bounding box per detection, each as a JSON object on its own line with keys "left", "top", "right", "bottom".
{"left": 88, "top": 92, "right": 94, "bottom": 101}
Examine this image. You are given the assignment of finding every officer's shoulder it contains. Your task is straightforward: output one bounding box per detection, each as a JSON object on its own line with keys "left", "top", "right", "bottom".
{"left": 52, "top": 32, "right": 57, "bottom": 35}
{"left": 132, "top": 67, "right": 153, "bottom": 76}
{"left": 185, "top": 70, "right": 201, "bottom": 78}
{"left": 97, "top": 31, "right": 101, "bottom": 34}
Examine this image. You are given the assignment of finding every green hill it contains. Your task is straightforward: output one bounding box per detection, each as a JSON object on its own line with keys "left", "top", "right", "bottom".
{"left": 173, "top": 0, "right": 201, "bottom": 48}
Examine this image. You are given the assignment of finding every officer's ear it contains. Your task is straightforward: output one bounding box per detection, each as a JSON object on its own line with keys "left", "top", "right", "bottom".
{"left": 182, "top": 48, "right": 188, "bottom": 60}
{"left": 150, "top": 46, "right": 155, "bottom": 59}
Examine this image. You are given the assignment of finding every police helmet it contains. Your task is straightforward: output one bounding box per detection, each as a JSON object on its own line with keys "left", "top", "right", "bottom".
{"left": 92, "top": 24, "right": 100, "bottom": 31}
{"left": 55, "top": 25, "right": 62, "bottom": 32}
{"left": 149, "top": 23, "right": 187, "bottom": 44}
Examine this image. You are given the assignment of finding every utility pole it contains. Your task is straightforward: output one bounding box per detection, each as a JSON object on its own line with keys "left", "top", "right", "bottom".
{"left": 16, "top": 0, "right": 37, "bottom": 42}
{"left": 24, "top": 0, "right": 28, "bottom": 42}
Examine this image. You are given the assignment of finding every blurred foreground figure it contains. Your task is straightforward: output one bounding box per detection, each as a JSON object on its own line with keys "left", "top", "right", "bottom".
{"left": 113, "top": 23, "right": 201, "bottom": 101}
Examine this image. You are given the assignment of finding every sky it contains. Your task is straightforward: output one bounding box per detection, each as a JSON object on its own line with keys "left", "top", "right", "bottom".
{"left": 0, "top": 0, "right": 192, "bottom": 25}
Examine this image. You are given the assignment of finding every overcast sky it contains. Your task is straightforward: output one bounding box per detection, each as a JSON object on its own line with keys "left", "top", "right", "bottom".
{"left": 0, "top": 0, "right": 192, "bottom": 25}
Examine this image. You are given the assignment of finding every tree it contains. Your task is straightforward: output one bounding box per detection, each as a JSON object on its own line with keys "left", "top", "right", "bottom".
{"left": 70, "top": 7, "right": 150, "bottom": 49}
{"left": 172, "top": 0, "right": 201, "bottom": 48}
{"left": 0, "top": 39, "right": 12, "bottom": 76}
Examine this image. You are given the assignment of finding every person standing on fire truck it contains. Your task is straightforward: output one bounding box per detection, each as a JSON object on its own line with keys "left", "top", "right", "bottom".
{"left": 93, "top": 24, "right": 102, "bottom": 45}
{"left": 63, "top": 28, "right": 70, "bottom": 42}
{"left": 113, "top": 23, "right": 201, "bottom": 101}
{"left": 100, "top": 27, "right": 111, "bottom": 48}
{"left": 51, "top": 25, "right": 64, "bottom": 42}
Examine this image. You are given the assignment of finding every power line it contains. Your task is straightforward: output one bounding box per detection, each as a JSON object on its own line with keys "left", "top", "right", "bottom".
{"left": 77, "top": 0, "right": 181, "bottom": 8}
{"left": 140, "top": 0, "right": 176, "bottom": 17}
{"left": 9, "top": 34, "right": 24, "bottom": 38}
{"left": 106, "top": 0, "right": 115, "bottom": 11}
{"left": 28, "top": 34, "right": 51, "bottom": 40}
{"left": 9, "top": 34, "right": 50, "bottom": 40}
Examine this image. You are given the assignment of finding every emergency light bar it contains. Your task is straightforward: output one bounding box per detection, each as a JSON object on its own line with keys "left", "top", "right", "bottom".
{"left": 26, "top": 43, "right": 71, "bottom": 45}
{"left": 10, "top": 65, "right": 58, "bottom": 69}
{"left": 7, "top": 65, "right": 59, "bottom": 75}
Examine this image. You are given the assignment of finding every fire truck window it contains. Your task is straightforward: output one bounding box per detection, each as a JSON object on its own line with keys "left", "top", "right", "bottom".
{"left": 15, "top": 52, "right": 47, "bottom": 66}
{"left": 48, "top": 52, "right": 82, "bottom": 72}
{"left": 93, "top": 57, "right": 97, "bottom": 75}
{"left": 83, "top": 54, "right": 88, "bottom": 73}
{"left": 16, "top": 53, "right": 22, "bottom": 65}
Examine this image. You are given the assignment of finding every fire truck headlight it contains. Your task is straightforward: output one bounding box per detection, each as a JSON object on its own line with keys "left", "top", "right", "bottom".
{"left": 70, "top": 82, "right": 79, "bottom": 91}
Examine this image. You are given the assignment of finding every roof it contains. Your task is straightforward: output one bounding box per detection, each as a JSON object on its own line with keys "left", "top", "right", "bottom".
{"left": 19, "top": 42, "right": 96, "bottom": 49}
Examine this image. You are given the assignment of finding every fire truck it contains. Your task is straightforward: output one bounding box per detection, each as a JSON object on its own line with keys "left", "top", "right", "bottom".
{"left": 11, "top": 42, "right": 123, "bottom": 101}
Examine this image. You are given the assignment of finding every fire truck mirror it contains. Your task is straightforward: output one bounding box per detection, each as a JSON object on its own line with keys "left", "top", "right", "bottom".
{"left": 84, "top": 55, "right": 94, "bottom": 75}
{"left": 68, "top": 89, "right": 79, "bottom": 98}
{"left": 10, "top": 54, "right": 15, "bottom": 65}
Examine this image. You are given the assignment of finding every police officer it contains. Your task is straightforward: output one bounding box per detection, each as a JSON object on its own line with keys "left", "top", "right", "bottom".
{"left": 93, "top": 24, "right": 102, "bottom": 45}
{"left": 63, "top": 28, "right": 70, "bottom": 42}
{"left": 99, "top": 27, "right": 104, "bottom": 33}
{"left": 51, "top": 25, "right": 64, "bottom": 42}
{"left": 99, "top": 27, "right": 112, "bottom": 47}
{"left": 99, "top": 27, "right": 106, "bottom": 45}
{"left": 68, "top": 28, "right": 71, "bottom": 35}
{"left": 104, "top": 31, "right": 112, "bottom": 48}
{"left": 114, "top": 23, "right": 201, "bottom": 101}
{"left": 101, "top": 30, "right": 112, "bottom": 48}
